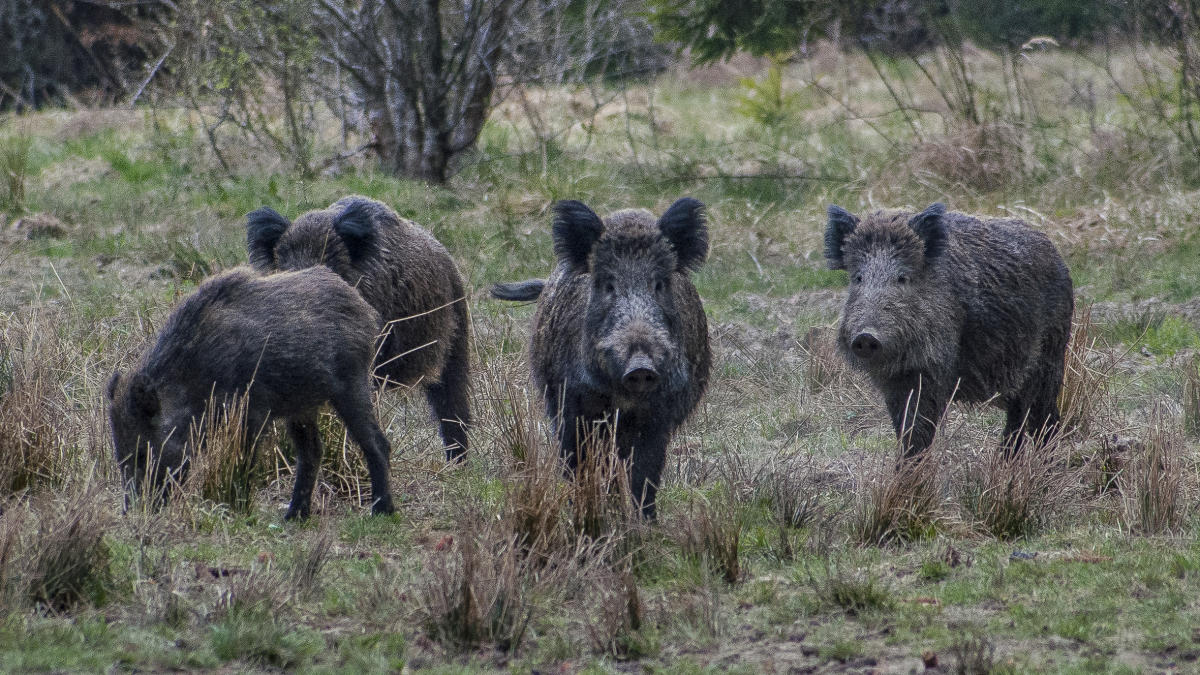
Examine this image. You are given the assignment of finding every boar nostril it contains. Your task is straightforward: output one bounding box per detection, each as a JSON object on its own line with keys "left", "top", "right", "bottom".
{"left": 851, "top": 332, "right": 881, "bottom": 358}
{"left": 622, "top": 367, "right": 659, "bottom": 393}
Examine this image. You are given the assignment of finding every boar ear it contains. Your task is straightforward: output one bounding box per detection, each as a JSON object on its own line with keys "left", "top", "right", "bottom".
{"left": 908, "top": 203, "right": 948, "bottom": 260}
{"left": 824, "top": 205, "right": 859, "bottom": 270}
{"left": 105, "top": 371, "right": 121, "bottom": 402}
{"left": 332, "top": 198, "right": 378, "bottom": 262}
{"left": 552, "top": 200, "right": 605, "bottom": 268}
{"left": 126, "top": 372, "right": 159, "bottom": 421}
{"left": 658, "top": 197, "right": 708, "bottom": 272}
{"left": 246, "top": 207, "right": 290, "bottom": 270}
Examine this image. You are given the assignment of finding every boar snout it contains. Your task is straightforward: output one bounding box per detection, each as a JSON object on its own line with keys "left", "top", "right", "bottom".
{"left": 850, "top": 330, "right": 882, "bottom": 359}
{"left": 622, "top": 353, "right": 660, "bottom": 394}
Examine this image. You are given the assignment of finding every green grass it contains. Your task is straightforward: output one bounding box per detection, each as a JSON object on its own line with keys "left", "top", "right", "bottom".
{"left": 1, "top": 42, "right": 1200, "bottom": 674}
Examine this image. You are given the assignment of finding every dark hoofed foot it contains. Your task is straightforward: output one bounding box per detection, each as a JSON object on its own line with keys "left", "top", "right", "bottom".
{"left": 372, "top": 495, "right": 396, "bottom": 516}
{"left": 283, "top": 504, "right": 310, "bottom": 521}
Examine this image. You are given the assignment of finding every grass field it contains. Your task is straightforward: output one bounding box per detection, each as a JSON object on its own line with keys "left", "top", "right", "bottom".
{"left": 2, "top": 42, "right": 1200, "bottom": 673}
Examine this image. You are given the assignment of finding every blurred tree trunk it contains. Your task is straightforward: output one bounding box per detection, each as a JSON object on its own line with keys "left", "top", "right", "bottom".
{"left": 318, "top": 0, "right": 529, "bottom": 183}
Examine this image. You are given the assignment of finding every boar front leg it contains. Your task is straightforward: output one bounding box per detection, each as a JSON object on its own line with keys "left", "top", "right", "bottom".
{"left": 284, "top": 416, "right": 322, "bottom": 520}
{"left": 884, "top": 372, "right": 946, "bottom": 458}
{"left": 624, "top": 424, "right": 670, "bottom": 520}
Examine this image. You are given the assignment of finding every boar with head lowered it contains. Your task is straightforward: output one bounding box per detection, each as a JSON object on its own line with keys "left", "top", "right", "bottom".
{"left": 825, "top": 203, "right": 1073, "bottom": 457}
{"left": 106, "top": 266, "right": 395, "bottom": 519}
{"left": 245, "top": 196, "right": 471, "bottom": 461}
{"left": 491, "top": 198, "right": 711, "bottom": 518}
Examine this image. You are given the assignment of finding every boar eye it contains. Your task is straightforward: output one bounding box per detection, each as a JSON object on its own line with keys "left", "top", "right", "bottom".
{"left": 853, "top": 273, "right": 863, "bottom": 284}
{"left": 654, "top": 279, "right": 665, "bottom": 293}
{"left": 897, "top": 275, "right": 908, "bottom": 285}
{"left": 603, "top": 281, "right": 616, "bottom": 294}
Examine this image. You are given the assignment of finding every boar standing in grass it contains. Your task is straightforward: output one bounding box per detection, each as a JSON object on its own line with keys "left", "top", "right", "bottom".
{"left": 825, "top": 203, "right": 1073, "bottom": 457}
{"left": 246, "top": 196, "right": 471, "bottom": 460}
{"left": 106, "top": 267, "right": 395, "bottom": 519}
{"left": 492, "top": 198, "right": 711, "bottom": 518}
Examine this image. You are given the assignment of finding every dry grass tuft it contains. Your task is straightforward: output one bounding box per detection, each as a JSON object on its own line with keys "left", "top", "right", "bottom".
{"left": 1057, "top": 304, "right": 1116, "bottom": 439}
{"left": 1183, "top": 353, "right": 1200, "bottom": 439}
{"left": 907, "top": 123, "right": 1027, "bottom": 192}
{"left": 0, "top": 132, "right": 31, "bottom": 211}
{"left": 949, "top": 629, "right": 999, "bottom": 674}
{"left": 496, "top": 384, "right": 571, "bottom": 558}
{"left": 756, "top": 457, "right": 822, "bottom": 531}
{"left": 957, "top": 434, "right": 1078, "bottom": 540}
{"left": 0, "top": 477, "right": 113, "bottom": 611}
{"left": 676, "top": 490, "right": 743, "bottom": 584}
{"left": 578, "top": 561, "right": 646, "bottom": 657}
{"left": 1119, "top": 411, "right": 1188, "bottom": 535}
{"left": 0, "top": 310, "right": 80, "bottom": 497}
{"left": 183, "top": 391, "right": 269, "bottom": 514}
{"left": 417, "top": 511, "right": 544, "bottom": 653}
{"left": 851, "top": 455, "right": 940, "bottom": 546}
{"left": 568, "top": 422, "right": 637, "bottom": 543}
{"left": 807, "top": 557, "right": 894, "bottom": 615}
{"left": 803, "top": 325, "right": 844, "bottom": 392}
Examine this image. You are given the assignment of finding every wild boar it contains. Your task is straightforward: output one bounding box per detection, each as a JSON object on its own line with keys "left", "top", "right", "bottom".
{"left": 106, "top": 266, "right": 395, "bottom": 519}
{"left": 492, "top": 198, "right": 711, "bottom": 517}
{"left": 246, "top": 196, "right": 470, "bottom": 460}
{"left": 825, "top": 202, "right": 1073, "bottom": 456}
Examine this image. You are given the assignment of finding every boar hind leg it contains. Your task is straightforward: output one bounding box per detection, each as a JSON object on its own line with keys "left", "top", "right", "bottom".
{"left": 333, "top": 386, "right": 396, "bottom": 516}
{"left": 425, "top": 325, "right": 471, "bottom": 462}
{"left": 1003, "top": 348, "right": 1066, "bottom": 455}
{"left": 884, "top": 373, "right": 945, "bottom": 458}
{"left": 284, "top": 416, "right": 322, "bottom": 521}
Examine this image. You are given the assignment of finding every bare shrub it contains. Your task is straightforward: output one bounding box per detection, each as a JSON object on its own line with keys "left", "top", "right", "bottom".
{"left": 1184, "top": 353, "right": 1200, "bottom": 438}
{"left": 851, "top": 455, "right": 940, "bottom": 546}
{"left": 0, "top": 478, "right": 113, "bottom": 611}
{"left": 0, "top": 310, "right": 77, "bottom": 497}
{"left": 1119, "top": 412, "right": 1187, "bottom": 535}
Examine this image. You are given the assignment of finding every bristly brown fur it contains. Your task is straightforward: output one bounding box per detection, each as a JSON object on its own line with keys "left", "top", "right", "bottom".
{"left": 825, "top": 204, "right": 1073, "bottom": 457}
{"left": 494, "top": 198, "right": 711, "bottom": 518}
{"left": 106, "top": 266, "right": 395, "bottom": 519}
{"left": 246, "top": 195, "right": 472, "bottom": 460}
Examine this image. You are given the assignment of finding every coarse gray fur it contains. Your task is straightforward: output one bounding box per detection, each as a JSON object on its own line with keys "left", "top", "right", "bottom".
{"left": 105, "top": 266, "right": 394, "bottom": 519}
{"left": 825, "top": 203, "right": 1073, "bottom": 456}
{"left": 245, "top": 195, "right": 471, "bottom": 460}
{"left": 491, "top": 198, "right": 711, "bottom": 518}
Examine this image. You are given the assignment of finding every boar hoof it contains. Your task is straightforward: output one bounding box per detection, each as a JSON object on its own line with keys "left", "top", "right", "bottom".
{"left": 284, "top": 504, "right": 311, "bottom": 521}
{"left": 372, "top": 496, "right": 396, "bottom": 516}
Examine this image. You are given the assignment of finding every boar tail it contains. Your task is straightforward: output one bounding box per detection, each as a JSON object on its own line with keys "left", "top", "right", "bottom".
{"left": 490, "top": 279, "right": 545, "bottom": 302}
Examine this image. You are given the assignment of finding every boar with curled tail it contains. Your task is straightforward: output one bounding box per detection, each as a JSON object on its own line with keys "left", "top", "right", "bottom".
{"left": 825, "top": 203, "right": 1073, "bottom": 457}
{"left": 245, "top": 196, "right": 471, "bottom": 461}
{"left": 492, "top": 198, "right": 712, "bottom": 518}
{"left": 105, "top": 267, "right": 395, "bottom": 519}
